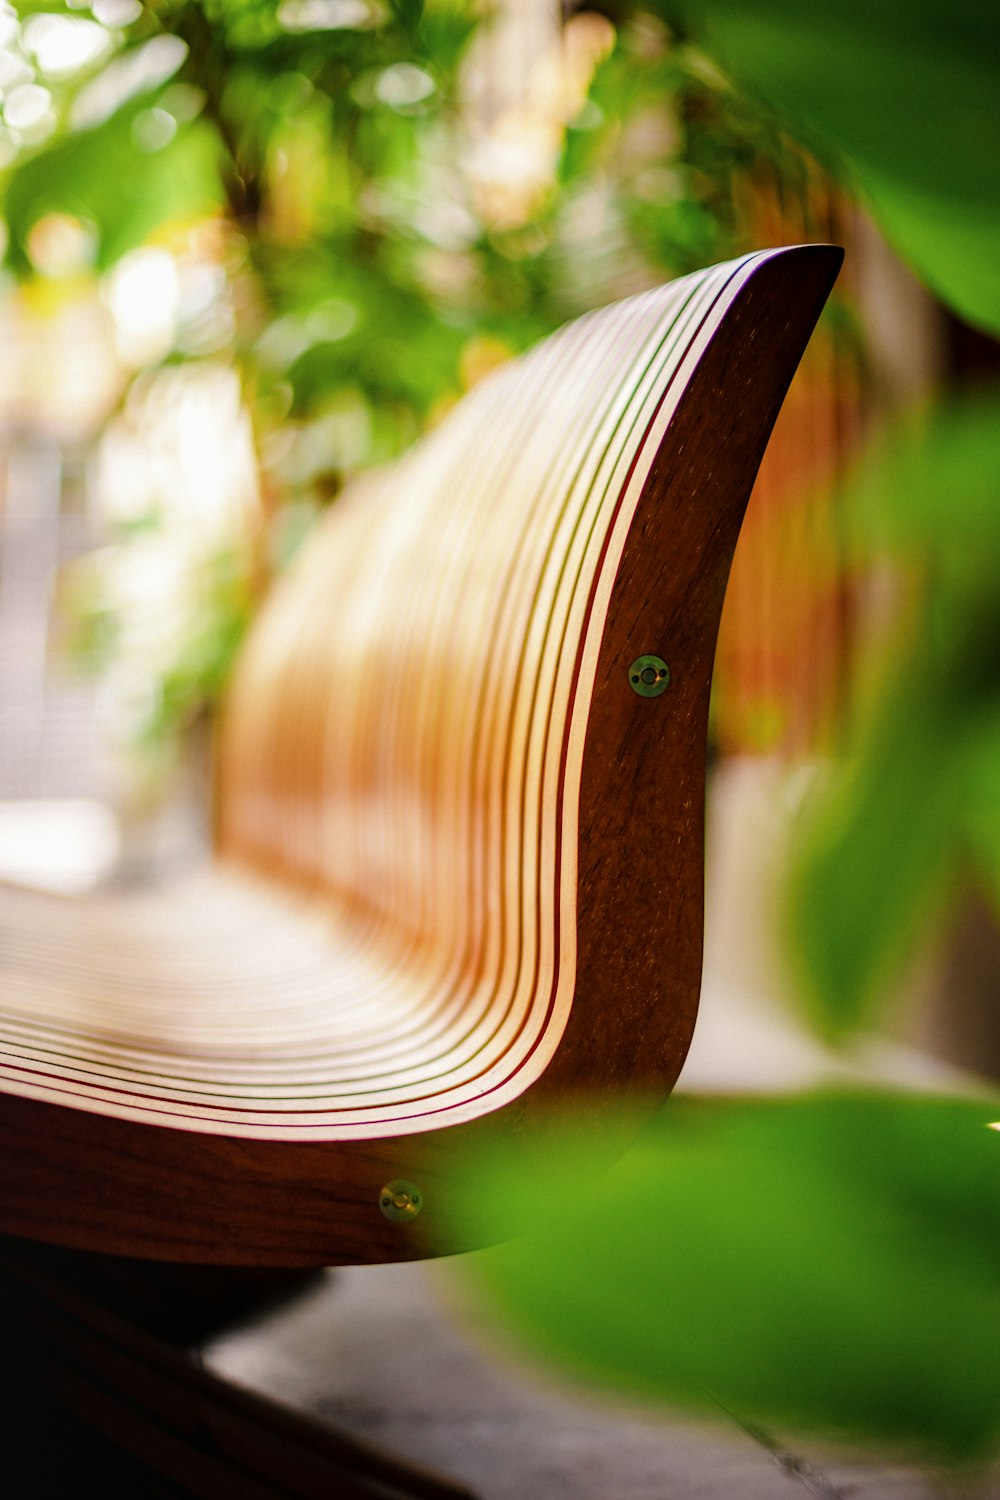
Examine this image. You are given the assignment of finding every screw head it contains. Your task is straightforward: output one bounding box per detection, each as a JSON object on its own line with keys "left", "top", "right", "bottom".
{"left": 628, "top": 654, "right": 670, "bottom": 698}
{"left": 379, "top": 1179, "right": 423, "bottom": 1223}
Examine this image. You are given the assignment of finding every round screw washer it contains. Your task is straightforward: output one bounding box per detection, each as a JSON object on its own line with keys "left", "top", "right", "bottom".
{"left": 379, "top": 1179, "right": 424, "bottom": 1222}
{"left": 628, "top": 654, "right": 670, "bottom": 697}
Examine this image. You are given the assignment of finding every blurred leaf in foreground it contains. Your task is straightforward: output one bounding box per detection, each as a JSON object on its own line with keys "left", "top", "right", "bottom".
{"left": 786, "top": 393, "right": 1000, "bottom": 1042}
{"left": 665, "top": 0, "right": 1000, "bottom": 336}
{"left": 454, "top": 1091, "right": 1000, "bottom": 1462}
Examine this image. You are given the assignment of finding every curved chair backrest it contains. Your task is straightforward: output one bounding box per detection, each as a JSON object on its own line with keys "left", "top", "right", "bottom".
{"left": 217, "top": 242, "right": 841, "bottom": 1125}
{"left": 0, "top": 245, "right": 840, "bottom": 1265}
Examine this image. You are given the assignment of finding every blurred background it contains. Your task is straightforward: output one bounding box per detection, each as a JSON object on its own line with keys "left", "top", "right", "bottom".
{"left": 0, "top": 0, "right": 994, "bottom": 1069}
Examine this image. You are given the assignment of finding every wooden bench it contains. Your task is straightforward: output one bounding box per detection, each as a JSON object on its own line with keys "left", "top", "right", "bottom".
{"left": 0, "top": 244, "right": 841, "bottom": 1273}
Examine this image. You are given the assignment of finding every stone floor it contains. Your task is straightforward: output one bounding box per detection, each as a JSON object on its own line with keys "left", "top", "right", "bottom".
{"left": 204, "top": 1258, "right": 998, "bottom": 1500}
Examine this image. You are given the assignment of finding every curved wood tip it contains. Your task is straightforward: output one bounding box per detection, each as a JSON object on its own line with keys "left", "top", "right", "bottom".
{"left": 757, "top": 241, "right": 845, "bottom": 293}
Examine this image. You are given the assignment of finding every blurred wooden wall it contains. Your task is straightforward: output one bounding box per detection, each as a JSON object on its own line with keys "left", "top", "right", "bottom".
{"left": 711, "top": 175, "right": 941, "bottom": 758}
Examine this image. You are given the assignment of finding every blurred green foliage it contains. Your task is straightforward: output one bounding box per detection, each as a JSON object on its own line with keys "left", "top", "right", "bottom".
{"left": 142, "top": 543, "right": 257, "bottom": 747}
{"left": 662, "top": 0, "right": 1000, "bottom": 336}
{"left": 457, "top": 1091, "right": 1000, "bottom": 1460}
{"left": 1, "top": 0, "right": 809, "bottom": 760}
{"left": 4, "top": 94, "right": 224, "bottom": 271}
{"left": 2, "top": 0, "right": 803, "bottom": 478}
{"left": 788, "top": 392, "right": 1000, "bottom": 1040}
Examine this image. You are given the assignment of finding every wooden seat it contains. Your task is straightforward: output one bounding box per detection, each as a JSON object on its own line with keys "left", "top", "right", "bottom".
{"left": 0, "top": 244, "right": 842, "bottom": 1269}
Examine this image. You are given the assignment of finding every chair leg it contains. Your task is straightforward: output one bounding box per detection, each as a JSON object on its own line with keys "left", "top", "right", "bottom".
{"left": 4, "top": 1239, "right": 328, "bottom": 1346}
{"left": 0, "top": 1237, "right": 478, "bottom": 1500}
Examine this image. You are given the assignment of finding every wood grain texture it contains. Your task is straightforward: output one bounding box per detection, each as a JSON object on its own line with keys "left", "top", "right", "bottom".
{"left": 0, "top": 245, "right": 842, "bottom": 1263}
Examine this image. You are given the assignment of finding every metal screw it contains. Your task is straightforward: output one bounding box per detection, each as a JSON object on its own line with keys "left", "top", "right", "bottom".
{"left": 628, "top": 654, "right": 670, "bottom": 698}
{"left": 379, "top": 1179, "right": 423, "bottom": 1222}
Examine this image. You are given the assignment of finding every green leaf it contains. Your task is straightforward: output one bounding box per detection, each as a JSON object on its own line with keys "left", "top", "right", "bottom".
{"left": 847, "top": 391, "right": 1000, "bottom": 569}
{"left": 453, "top": 1091, "right": 1000, "bottom": 1461}
{"left": 664, "top": 0, "right": 1000, "bottom": 335}
{"left": 786, "top": 396, "right": 1000, "bottom": 1040}
{"left": 4, "top": 107, "right": 224, "bottom": 274}
{"left": 786, "top": 713, "right": 961, "bottom": 1042}
{"left": 960, "top": 710, "right": 1000, "bottom": 916}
